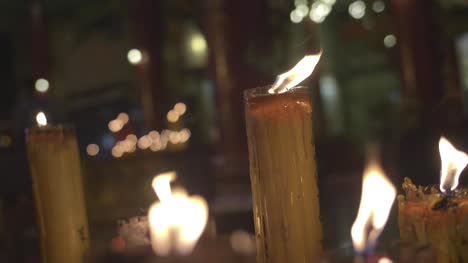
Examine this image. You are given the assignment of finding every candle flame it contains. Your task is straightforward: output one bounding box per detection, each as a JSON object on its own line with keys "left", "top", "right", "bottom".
{"left": 268, "top": 51, "right": 322, "bottom": 94}
{"left": 351, "top": 163, "right": 396, "bottom": 254}
{"left": 36, "top": 111, "right": 47, "bottom": 127}
{"left": 152, "top": 171, "right": 177, "bottom": 203}
{"left": 148, "top": 171, "right": 208, "bottom": 256}
{"left": 439, "top": 137, "right": 468, "bottom": 192}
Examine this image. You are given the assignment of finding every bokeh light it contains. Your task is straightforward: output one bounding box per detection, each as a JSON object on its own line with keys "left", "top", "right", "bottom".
{"left": 290, "top": 10, "right": 303, "bottom": 24}
{"left": 349, "top": 0, "right": 366, "bottom": 19}
{"left": 174, "top": 102, "right": 187, "bottom": 116}
{"left": 167, "top": 110, "right": 179, "bottom": 123}
{"left": 35, "top": 78, "right": 49, "bottom": 93}
{"left": 127, "top": 49, "right": 143, "bottom": 65}
{"left": 86, "top": 144, "right": 100, "bottom": 156}
{"left": 384, "top": 34, "right": 397, "bottom": 48}
{"left": 117, "top": 113, "right": 129, "bottom": 124}
{"left": 108, "top": 119, "right": 124, "bottom": 133}
{"left": 112, "top": 147, "right": 123, "bottom": 158}
{"left": 138, "top": 135, "right": 152, "bottom": 150}
{"left": 372, "top": 0, "right": 385, "bottom": 13}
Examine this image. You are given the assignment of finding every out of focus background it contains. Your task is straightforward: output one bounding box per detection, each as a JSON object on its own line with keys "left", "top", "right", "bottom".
{"left": 1, "top": 0, "right": 468, "bottom": 261}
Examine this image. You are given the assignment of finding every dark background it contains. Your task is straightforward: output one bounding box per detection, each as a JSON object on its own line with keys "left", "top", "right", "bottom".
{"left": 0, "top": 0, "right": 468, "bottom": 261}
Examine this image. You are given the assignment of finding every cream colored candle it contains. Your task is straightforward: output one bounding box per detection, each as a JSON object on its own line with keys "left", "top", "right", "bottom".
{"left": 244, "top": 86, "right": 322, "bottom": 263}
{"left": 26, "top": 113, "right": 89, "bottom": 263}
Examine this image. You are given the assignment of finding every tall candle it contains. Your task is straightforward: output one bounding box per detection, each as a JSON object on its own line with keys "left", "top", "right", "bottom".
{"left": 26, "top": 112, "right": 90, "bottom": 263}
{"left": 244, "top": 86, "right": 322, "bottom": 262}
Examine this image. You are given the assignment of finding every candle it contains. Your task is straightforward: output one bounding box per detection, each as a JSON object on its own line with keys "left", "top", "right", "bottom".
{"left": 398, "top": 137, "right": 468, "bottom": 263}
{"left": 351, "top": 162, "right": 396, "bottom": 261}
{"left": 244, "top": 53, "right": 323, "bottom": 262}
{"left": 26, "top": 112, "right": 90, "bottom": 263}
{"left": 148, "top": 171, "right": 208, "bottom": 256}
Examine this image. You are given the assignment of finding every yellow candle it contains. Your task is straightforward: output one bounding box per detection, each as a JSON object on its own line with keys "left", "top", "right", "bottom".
{"left": 244, "top": 87, "right": 322, "bottom": 263}
{"left": 26, "top": 112, "right": 89, "bottom": 263}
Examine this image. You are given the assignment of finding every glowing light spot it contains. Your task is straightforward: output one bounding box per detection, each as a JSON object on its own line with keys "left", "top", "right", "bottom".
{"left": 230, "top": 230, "right": 256, "bottom": 255}
{"left": 372, "top": 0, "right": 385, "bottom": 13}
{"left": 167, "top": 110, "right": 180, "bottom": 123}
{"left": 108, "top": 119, "right": 124, "bottom": 133}
{"left": 179, "top": 129, "right": 191, "bottom": 143}
{"left": 349, "top": 0, "right": 366, "bottom": 19}
{"left": 296, "top": 4, "right": 309, "bottom": 17}
{"left": 127, "top": 49, "right": 143, "bottom": 65}
{"left": 290, "top": 10, "right": 303, "bottom": 23}
{"left": 126, "top": 134, "right": 138, "bottom": 144}
{"left": 86, "top": 144, "right": 100, "bottom": 156}
{"left": 174, "top": 103, "right": 187, "bottom": 116}
{"left": 117, "top": 113, "right": 129, "bottom": 124}
{"left": 190, "top": 34, "right": 207, "bottom": 55}
{"left": 138, "top": 135, "right": 152, "bottom": 150}
{"left": 383, "top": 34, "right": 397, "bottom": 48}
{"left": 169, "top": 132, "right": 181, "bottom": 144}
{"left": 36, "top": 112, "right": 47, "bottom": 127}
{"left": 312, "top": 2, "right": 332, "bottom": 17}
{"left": 112, "top": 147, "right": 123, "bottom": 158}
{"left": 149, "top": 130, "right": 160, "bottom": 140}
{"left": 35, "top": 78, "right": 49, "bottom": 93}
{"left": 321, "top": 0, "right": 336, "bottom": 5}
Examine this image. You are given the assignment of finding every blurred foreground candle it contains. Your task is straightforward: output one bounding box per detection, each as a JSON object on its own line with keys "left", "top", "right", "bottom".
{"left": 148, "top": 171, "right": 208, "bottom": 256}
{"left": 398, "top": 137, "right": 468, "bottom": 263}
{"left": 26, "top": 112, "right": 90, "bottom": 263}
{"left": 351, "top": 162, "right": 396, "bottom": 260}
{"left": 244, "top": 53, "right": 323, "bottom": 263}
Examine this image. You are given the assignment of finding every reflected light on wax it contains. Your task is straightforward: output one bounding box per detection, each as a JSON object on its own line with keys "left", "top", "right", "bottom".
{"left": 269, "top": 52, "right": 322, "bottom": 94}
{"left": 351, "top": 162, "right": 396, "bottom": 254}
{"left": 36, "top": 111, "right": 47, "bottom": 127}
{"left": 439, "top": 137, "right": 468, "bottom": 192}
{"left": 149, "top": 171, "right": 208, "bottom": 256}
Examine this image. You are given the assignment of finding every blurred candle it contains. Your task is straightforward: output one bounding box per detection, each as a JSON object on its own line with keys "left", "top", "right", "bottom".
{"left": 26, "top": 112, "right": 90, "bottom": 263}
{"left": 148, "top": 172, "right": 208, "bottom": 256}
{"left": 351, "top": 162, "right": 396, "bottom": 256}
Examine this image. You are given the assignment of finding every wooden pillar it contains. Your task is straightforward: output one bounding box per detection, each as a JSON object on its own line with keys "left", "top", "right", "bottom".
{"left": 130, "top": 0, "right": 165, "bottom": 129}
{"left": 391, "top": 0, "right": 443, "bottom": 125}
{"left": 203, "top": 0, "right": 272, "bottom": 192}
{"left": 29, "top": 0, "right": 50, "bottom": 82}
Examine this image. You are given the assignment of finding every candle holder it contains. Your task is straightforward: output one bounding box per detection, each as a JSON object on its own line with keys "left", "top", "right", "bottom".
{"left": 244, "top": 86, "right": 322, "bottom": 262}
{"left": 26, "top": 124, "right": 90, "bottom": 263}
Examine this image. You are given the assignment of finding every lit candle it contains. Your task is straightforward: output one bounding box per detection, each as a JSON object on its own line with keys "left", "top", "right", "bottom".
{"left": 351, "top": 162, "right": 396, "bottom": 261}
{"left": 398, "top": 137, "right": 468, "bottom": 263}
{"left": 244, "top": 52, "right": 323, "bottom": 262}
{"left": 26, "top": 112, "right": 90, "bottom": 263}
{"left": 148, "top": 171, "right": 208, "bottom": 256}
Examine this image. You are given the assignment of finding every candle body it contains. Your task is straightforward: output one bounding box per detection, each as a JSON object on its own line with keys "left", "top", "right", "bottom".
{"left": 244, "top": 87, "right": 322, "bottom": 263}
{"left": 398, "top": 179, "right": 468, "bottom": 263}
{"left": 26, "top": 126, "right": 90, "bottom": 263}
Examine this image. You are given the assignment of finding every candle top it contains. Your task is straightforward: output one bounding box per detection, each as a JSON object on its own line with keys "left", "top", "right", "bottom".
{"left": 399, "top": 177, "right": 468, "bottom": 211}
{"left": 26, "top": 124, "right": 76, "bottom": 142}
{"left": 245, "top": 87, "right": 311, "bottom": 120}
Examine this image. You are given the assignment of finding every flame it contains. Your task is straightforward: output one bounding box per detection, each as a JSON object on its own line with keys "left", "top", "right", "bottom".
{"left": 439, "top": 137, "right": 468, "bottom": 192}
{"left": 36, "top": 111, "right": 47, "bottom": 127}
{"left": 152, "top": 171, "right": 177, "bottom": 203}
{"left": 268, "top": 51, "right": 322, "bottom": 94}
{"left": 351, "top": 163, "right": 396, "bottom": 254}
{"left": 148, "top": 171, "right": 208, "bottom": 256}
